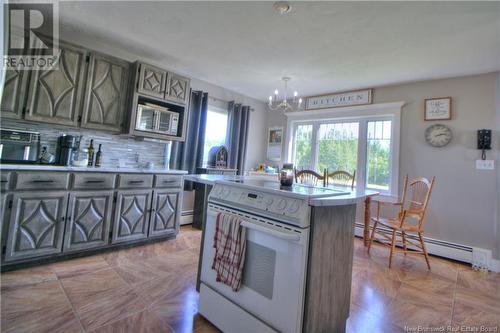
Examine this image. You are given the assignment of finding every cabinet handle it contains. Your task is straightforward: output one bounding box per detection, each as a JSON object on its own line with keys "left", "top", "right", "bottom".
{"left": 129, "top": 180, "right": 144, "bottom": 184}
{"left": 162, "top": 180, "right": 177, "bottom": 183}
{"left": 32, "top": 180, "right": 54, "bottom": 183}
{"left": 85, "top": 180, "right": 104, "bottom": 184}
{"left": 0, "top": 180, "right": 7, "bottom": 183}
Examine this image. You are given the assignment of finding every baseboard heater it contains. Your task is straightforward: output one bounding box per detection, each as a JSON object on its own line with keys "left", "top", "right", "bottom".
{"left": 180, "top": 210, "right": 194, "bottom": 225}
{"left": 354, "top": 222, "right": 473, "bottom": 264}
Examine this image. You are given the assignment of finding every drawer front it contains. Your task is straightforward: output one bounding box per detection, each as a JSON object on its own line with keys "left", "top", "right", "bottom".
{"left": 1, "top": 172, "right": 11, "bottom": 191}
{"left": 72, "top": 173, "right": 116, "bottom": 190}
{"left": 118, "top": 174, "right": 153, "bottom": 189}
{"left": 15, "top": 172, "right": 70, "bottom": 190}
{"left": 154, "top": 174, "right": 183, "bottom": 189}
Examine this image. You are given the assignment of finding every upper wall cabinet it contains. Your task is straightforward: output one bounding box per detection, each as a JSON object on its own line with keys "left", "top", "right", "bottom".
{"left": 135, "top": 62, "right": 190, "bottom": 105}
{"left": 25, "top": 42, "right": 88, "bottom": 127}
{"left": 137, "top": 63, "right": 167, "bottom": 99}
{"left": 81, "top": 53, "right": 130, "bottom": 132}
{"left": 166, "top": 73, "right": 189, "bottom": 104}
{"left": 1, "top": 69, "right": 27, "bottom": 119}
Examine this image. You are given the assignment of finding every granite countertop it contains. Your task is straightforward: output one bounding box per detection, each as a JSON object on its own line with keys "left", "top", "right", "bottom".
{"left": 0, "top": 164, "right": 188, "bottom": 175}
{"left": 185, "top": 174, "right": 379, "bottom": 206}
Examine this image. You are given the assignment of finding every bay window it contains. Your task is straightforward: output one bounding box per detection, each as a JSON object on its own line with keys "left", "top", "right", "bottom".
{"left": 286, "top": 102, "right": 402, "bottom": 196}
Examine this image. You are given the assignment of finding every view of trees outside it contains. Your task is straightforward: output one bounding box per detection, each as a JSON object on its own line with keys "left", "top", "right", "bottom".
{"left": 202, "top": 109, "right": 229, "bottom": 165}
{"left": 293, "top": 119, "right": 393, "bottom": 192}
{"left": 366, "top": 120, "right": 392, "bottom": 190}
{"left": 317, "top": 122, "right": 359, "bottom": 174}
{"left": 294, "top": 124, "right": 313, "bottom": 169}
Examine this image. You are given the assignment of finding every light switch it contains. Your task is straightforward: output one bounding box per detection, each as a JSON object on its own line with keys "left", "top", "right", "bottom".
{"left": 476, "top": 160, "right": 495, "bottom": 170}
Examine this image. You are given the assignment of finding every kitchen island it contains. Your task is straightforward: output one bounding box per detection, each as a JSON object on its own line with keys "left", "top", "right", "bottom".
{"left": 187, "top": 174, "right": 377, "bottom": 333}
{"left": 0, "top": 164, "right": 187, "bottom": 270}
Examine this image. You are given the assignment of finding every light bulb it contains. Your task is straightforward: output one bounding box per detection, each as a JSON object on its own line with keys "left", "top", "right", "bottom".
{"left": 269, "top": 96, "right": 272, "bottom": 101}
{"left": 294, "top": 91, "right": 298, "bottom": 97}
{"left": 274, "top": 89, "right": 279, "bottom": 95}
{"left": 299, "top": 98, "right": 303, "bottom": 104}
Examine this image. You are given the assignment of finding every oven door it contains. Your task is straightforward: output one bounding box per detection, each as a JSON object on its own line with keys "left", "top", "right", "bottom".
{"left": 200, "top": 204, "right": 309, "bottom": 333}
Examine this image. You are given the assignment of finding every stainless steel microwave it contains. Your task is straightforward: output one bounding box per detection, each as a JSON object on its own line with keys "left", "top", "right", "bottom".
{"left": 135, "top": 103, "right": 179, "bottom": 136}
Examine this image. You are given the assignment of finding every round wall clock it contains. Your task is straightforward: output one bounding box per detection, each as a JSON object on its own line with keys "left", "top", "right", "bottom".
{"left": 425, "top": 124, "right": 452, "bottom": 147}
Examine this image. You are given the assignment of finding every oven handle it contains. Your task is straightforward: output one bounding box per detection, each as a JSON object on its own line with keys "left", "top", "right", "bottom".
{"left": 240, "top": 221, "right": 300, "bottom": 241}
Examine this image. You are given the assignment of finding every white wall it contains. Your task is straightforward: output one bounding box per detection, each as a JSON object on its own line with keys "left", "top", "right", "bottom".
{"left": 496, "top": 72, "right": 500, "bottom": 258}
{"left": 267, "top": 72, "right": 500, "bottom": 258}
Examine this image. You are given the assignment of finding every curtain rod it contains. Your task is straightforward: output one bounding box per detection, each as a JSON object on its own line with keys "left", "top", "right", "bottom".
{"left": 208, "top": 95, "right": 255, "bottom": 112}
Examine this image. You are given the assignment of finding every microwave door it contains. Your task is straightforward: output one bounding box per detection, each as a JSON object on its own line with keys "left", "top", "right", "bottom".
{"left": 158, "top": 111, "right": 178, "bottom": 135}
{"left": 136, "top": 106, "right": 156, "bottom": 132}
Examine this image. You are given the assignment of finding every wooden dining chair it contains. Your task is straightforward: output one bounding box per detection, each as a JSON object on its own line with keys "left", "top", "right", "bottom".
{"left": 294, "top": 169, "right": 326, "bottom": 186}
{"left": 367, "top": 176, "right": 435, "bottom": 269}
{"left": 325, "top": 170, "right": 356, "bottom": 189}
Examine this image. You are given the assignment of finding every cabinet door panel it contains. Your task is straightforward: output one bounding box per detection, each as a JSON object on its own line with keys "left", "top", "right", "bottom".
{"left": 149, "top": 190, "right": 179, "bottom": 237}
{"left": 112, "top": 189, "right": 151, "bottom": 243}
{"left": 64, "top": 191, "right": 113, "bottom": 252}
{"left": 5, "top": 192, "right": 67, "bottom": 261}
{"left": 165, "top": 73, "right": 189, "bottom": 104}
{"left": 82, "top": 53, "right": 130, "bottom": 132}
{"left": 26, "top": 44, "right": 87, "bottom": 126}
{"left": 1, "top": 69, "right": 26, "bottom": 119}
{"left": 137, "top": 63, "right": 167, "bottom": 99}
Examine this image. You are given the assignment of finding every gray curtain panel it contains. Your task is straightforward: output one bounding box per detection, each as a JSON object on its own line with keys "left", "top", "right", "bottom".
{"left": 227, "top": 101, "right": 250, "bottom": 175}
{"left": 170, "top": 90, "right": 208, "bottom": 190}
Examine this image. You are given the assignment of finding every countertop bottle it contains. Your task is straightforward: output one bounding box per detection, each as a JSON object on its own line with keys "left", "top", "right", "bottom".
{"left": 95, "top": 144, "right": 102, "bottom": 167}
{"left": 87, "top": 139, "right": 94, "bottom": 167}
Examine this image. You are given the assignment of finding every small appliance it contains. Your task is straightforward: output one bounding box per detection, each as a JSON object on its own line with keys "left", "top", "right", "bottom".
{"left": 0, "top": 129, "right": 40, "bottom": 164}
{"left": 135, "top": 103, "right": 179, "bottom": 136}
{"left": 56, "top": 134, "right": 78, "bottom": 166}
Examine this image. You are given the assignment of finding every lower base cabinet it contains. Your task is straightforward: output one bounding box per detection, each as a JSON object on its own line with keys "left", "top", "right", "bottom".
{"left": 149, "top": 190, "right": 180, "bottom": 237}
{"left": 63, "top": 191, "right": 113, "bottom": 252}
{"left": 5, "top": 192, "right": 68, "bottom": 262}
{"left": 112, "top": 189, "right": 152, "bottom": 244}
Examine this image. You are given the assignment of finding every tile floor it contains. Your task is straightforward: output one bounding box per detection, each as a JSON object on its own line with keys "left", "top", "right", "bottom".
{"left": 1, "top": 226, "right": 499, "bottom": 333}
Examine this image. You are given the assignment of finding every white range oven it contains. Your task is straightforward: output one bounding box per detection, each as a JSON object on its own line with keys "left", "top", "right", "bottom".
{"left": 199, "top": 180, "right": 347, "bottom": 333}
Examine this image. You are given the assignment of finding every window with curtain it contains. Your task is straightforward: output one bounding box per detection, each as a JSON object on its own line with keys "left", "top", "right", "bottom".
{"left": 202, "top": 106, "right": 229, "bottom": 165}
{"left": 291, "top": 116, "right": 396, "bottom": 195}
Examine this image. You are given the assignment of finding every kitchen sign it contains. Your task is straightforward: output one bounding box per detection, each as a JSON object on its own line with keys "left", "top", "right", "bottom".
{"left": 425, "top": 97, "right": 452, "bottom": 120}
{"left": 305, "top": 89, "right": 373, "bottom": 110}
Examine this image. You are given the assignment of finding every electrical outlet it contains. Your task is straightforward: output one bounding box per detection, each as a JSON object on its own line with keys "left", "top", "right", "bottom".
{"left": 476, "top": 160, "right": 495, "bottom": 170}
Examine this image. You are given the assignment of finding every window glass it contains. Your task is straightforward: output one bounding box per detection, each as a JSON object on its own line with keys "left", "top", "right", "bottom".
{"left": 293, "top": 124, "right": 313, "bottom": 170}
{"left": 203, "top": 108, "right": 229, "bottom": 165}
{"left": 317, "top": 122, "right": 359, "bottom": 174}
{"left": 366, "top": 120, "right": 392, "bottom": 191}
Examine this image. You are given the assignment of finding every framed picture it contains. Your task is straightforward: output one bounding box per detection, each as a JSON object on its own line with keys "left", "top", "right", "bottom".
{"left": 425, "top": 97, "right": 452, "bottom": 120}
{"left": 267, "top": 127, "right": 283, "bottom": 161}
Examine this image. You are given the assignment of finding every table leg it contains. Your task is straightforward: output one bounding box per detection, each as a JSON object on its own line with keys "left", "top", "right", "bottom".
{"left": 364, "top": 196, "right": 372, "bottom": 246}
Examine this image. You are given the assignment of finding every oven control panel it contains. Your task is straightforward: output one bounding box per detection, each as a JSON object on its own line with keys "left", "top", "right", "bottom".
{"left": 209, "top": 184, "right": 310, "bottom": 227}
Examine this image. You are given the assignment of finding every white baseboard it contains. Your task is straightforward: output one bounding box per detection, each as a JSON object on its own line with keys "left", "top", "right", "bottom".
{"left": 354, "top": 222, "right": 500, "bottom": 273}
{"left": 180, "top": 211, "right": 193, "bottom": 226}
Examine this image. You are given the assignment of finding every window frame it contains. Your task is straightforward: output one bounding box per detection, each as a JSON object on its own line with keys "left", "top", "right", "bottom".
{"left": 285, "top": 102, "right": 403, "bottom": 197}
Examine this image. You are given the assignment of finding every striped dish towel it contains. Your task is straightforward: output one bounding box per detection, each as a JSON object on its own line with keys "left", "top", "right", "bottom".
{"left": 211, "top": 212, "right": 247, "bottom": 292}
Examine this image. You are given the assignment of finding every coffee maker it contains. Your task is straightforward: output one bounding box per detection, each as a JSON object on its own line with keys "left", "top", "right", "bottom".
{"left": 56, "top": 135, "right": 77, "bottom": 166}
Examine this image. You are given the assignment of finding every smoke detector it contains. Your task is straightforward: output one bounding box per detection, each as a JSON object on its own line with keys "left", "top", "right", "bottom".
{"left": 273, "top": 1, "right": 292, "bottom": 15}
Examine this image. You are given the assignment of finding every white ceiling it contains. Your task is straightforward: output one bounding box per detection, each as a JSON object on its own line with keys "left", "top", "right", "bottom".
{"left": 58, "top": 1, "right": 500, "bottom": 102}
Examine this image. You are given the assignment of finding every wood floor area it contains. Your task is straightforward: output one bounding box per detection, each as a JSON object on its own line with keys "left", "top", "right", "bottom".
{"left": 1, "top": 226, "right": 499, "bottom": 333}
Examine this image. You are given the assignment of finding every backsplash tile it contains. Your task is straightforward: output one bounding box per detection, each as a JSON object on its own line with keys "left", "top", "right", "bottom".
{"left": 1, "top": 119, "right": 168, "bottom": 168}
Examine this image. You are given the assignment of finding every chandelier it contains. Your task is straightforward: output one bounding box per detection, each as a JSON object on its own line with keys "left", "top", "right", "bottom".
{"left": 268, "top": 77, "right": 303, "bottom": 112}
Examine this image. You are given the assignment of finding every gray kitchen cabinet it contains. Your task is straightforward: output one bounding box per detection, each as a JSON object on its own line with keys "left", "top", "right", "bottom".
{"left": 137, "top": 63, "right": 168, "bottom": 99}
{"left": 25, "top": 43, "right": 87, "bottom": 126}
{"left": 1, "top": 69, "right": 27, "bottom": 119}
{"left": 149, "top": 190, "right": 180, "bottom": 237}
{"left": 81, "top": 53, "right": 130, "bottom": 132}
{"left": 4, "top": 191, "right": 68, "bottom": 262}
{"left": 63, "top": 191, "right": 113, "bottom": 252}
{"left": 166, "top": 73, "right": 190, "bottom": 104}
{"left": 112, "top": 189, "right": 152, "bottom": 244}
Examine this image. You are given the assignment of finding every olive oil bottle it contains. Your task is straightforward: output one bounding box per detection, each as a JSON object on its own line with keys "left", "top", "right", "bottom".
{"left": 95, "top": 144, "right": 102, "bottom": 167}
{"left": 87, "top": 139, "right": 94, "bottom": 166}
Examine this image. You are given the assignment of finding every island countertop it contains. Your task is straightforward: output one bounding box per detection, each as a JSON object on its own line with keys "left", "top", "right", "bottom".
{"left": 185, "top": 174, "right": 378, "bottom": 206}
{"left": 0, "top": 164, "right": 188, "bottom": 175}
